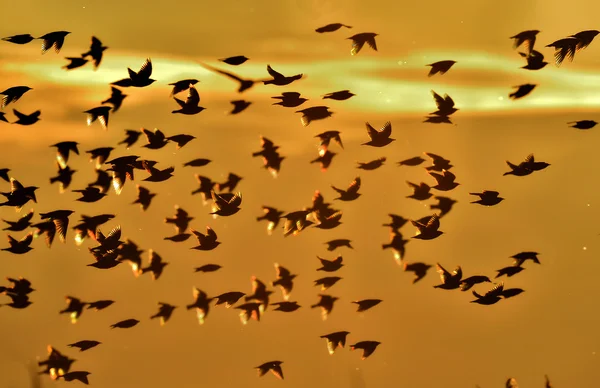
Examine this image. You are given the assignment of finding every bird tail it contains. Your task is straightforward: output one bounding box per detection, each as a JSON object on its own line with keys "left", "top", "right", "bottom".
{"left": 382, "top": 243, "right": 391, "bottom": 249}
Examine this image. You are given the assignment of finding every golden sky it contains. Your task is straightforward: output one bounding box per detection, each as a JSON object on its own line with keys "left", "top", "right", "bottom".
{"left": 1, "top": 1, "right": 600, "bottom": 387}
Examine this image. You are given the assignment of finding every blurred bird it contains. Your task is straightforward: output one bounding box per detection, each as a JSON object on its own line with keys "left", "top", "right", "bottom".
{"left": 2, "top": 209, "right": 34, "bottom": 231}
{"left": 214, "top": 291, "right": 245, "bottom": 308}
{"left": 219, "top": 55, "right": 249, "bottom": 66}
{"left": 229, "top": 100, "right": 251, "bottom": 114}
{"left": 519, "top": 50, "right": 548, "bottom": 70}
{"left": 509, "top": 83, "right": 537, "bottom": 99}
{"left": 133, "top": 185, "right": 156, "bottom": 211}
{"left": 325, "top": 239, "right": 352, "bottom": 251}
{"left": 402, "top": 262, "right": 432, "bottom": 283}
{"left": 102, "top": 86, "right": 127, "bottom": 112}
{"left": 433, "top": 263, "right": 462, "bottom": 289}
{"left": 311, "top": 294, "right": 338, "bottom": 320}
{"left": 320, "top": 331, "right": 350, "bottom": 354}
{"left": 428, "top": 169, "right": 459, "bottom": 191}
{"left": 426, "top": 60, "right": 456, "bottom": 76}
{"left": 348, "top": 33, "right": 378, "bottom": 55}
{"left": 197, "top": 61, "right": 267, "bottom": 93}
{"left": 397, "top": 156, "right": 425, "bottom": 167}
{"left": 323, "top": 90, "right": 355, "bottom": 100}
{"left": 256, "top": 361, "right": 284, "bottom": 380}
{"left": 37, "top": 31, "right": 70, "bottom": 54}
{"left": 296, "top": 106, "right": 333, "bottom": 126}
{"left": 110, "top": 319, "right": 139, "bottom": 329}
{"left": 357, "top": 157, "right": 386, "bottom": 170}
{"left": 316, "top": 23, "right": 352, "bottom": 33}
{"left": 350, "top": 341, "right": 381, "bottom": 360}
{"left": 272, "top": 263, "right": 297, "bottom": 300}
{"left": 430, "top": 90, "right": 458, "bottom": 116}
{"left": 172, "top": 86, "right": 205, "bottom": 114}
{"left": 314, "top": 276, "right": 342, "bottom": 291}
{"left": 511, "top": 251, "right": 541, "bottom": 266}
{"left": 470, "top": 283, "right": 504, "bottom": 305}
{"left": 2, "top": 34, "right": 34, "bottom": 44}
{"left": 62, "top": 56, "right": 88, "bottom": 70}
{"left": 352, "top": 299, "right": 382, "bottom": 312}
{"left": 12, "top": 109, "right": 40, "bottom": 125}
{"left": 143, "top": 128, "right": 170, "bottom": 149}
{"left": 271, "top": 301, "right": 301, "bottom": 312}
{"left": 406, "top": 181, "right": 432, "bottom": 201}
{"left": 194, "top": 264, "right": 221, "bottom": 273}
{"left": 568, "top": 120, "right": 597, "bottom": 130}
{"left": 362, "top": 121, "right": 394, "bottom": 147}
{"left": 51, "top": 141, "right": 79, "bottom": 169}
{"left": 67, "top": 340, "right": 101, "bottom": 352}
{"left": 271, "top": 92, "right": 308, "bottom": 107}
{"left": 81, "top": 36, "right": 108, "bottom": 69}
{"left": 216, "top": 173, "right": 243, "bottom": 192}
{"left": 73, "top": 186, "right": 105, "bottom": 203}
{"left": 496, "top": 265, "right": 525, "bottom": 278}
{"left": 190, "top": 226, "right": 221, "bottom": 250}
{"left": 183, "top": 158, "right": 211, "bottom": 167}
{"left": 60, "top": 296, "right": 88, "bottom": 324}
{"left": 165, "top": 206, "right": 193, "bottom": 235}
{"left": 111, "top": 58, "right": 155, "bottom": 87}
{"left": 257, "top": 206, "right": 284, "bottom": 235}
{"left": 263, "top": 65, "right": 303, "bottom": 86}
{"left": 150, "top": 302, "right": 177, "bottom": 325}
{"left": 2, "top": 233, "right": 34, "bottom": 254}
{"left": 187, "top": 287, "right": 214, "bottom": 325}
{"left": 84, "top": 106, "right": 110, "bottom": 130}
{"left": 460, "top": 276, "right": 491, "bottom": 291}
{"left": 510, "top": 30, "right": 540, "bottom": 54}
{"left": 332, "top": 177, "right": 361, "bottom": 201}
{"left": 140, "top": 250, "right": 169, "bottom": 280}
{"left": 470, "top": 191, "right": 504, "bottom": 206}
{"left": 168, "top": 79, "right": 199, "bottom": 97}
{"left": 1, "top": 86, "right": 32, "bottom": 108}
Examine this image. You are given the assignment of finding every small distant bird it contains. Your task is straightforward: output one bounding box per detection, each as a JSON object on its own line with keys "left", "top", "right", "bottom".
{"left": 150, "top": 302, "right": 177, "bottom": 325}
{"left": 424, "top": 152, "right": 453, "bottom": 171}
{"left": 62, "top": 56, "right": 88, "bottom": 70}
{"left": 470, "top": 283, "right": 504, "bottom": 305}
{"left": 315, "top": 23, "right": 352, "bottom": 33}
{"left": 142, "top": 162, "right": 174, "bottom": 182}
{"left": 403, "top": 262, "right": 432, "bottom": 283}
{"left": 60, "top": 296, "right": 88, "bottom": 323}
{"left": 363, "top": 121, "right": 394, "bottom": 147}
{"left": 229, "top": 100, "right": 251, "bottom": 115}
{"left": 331, "top": 177, "right": 361, "bottom": 201}
{"left": 2, "top": 233, "right": 34, "bottom": 254}
{"left": 256, "top": 361, "right": 284, "bottom": 380}
{"left": 470, "top": 191, "right": 504, "bottom": 206}
{"left": 143, "top": 128, "right": 169, "bottom": 149}
{"left": 460, "top": 275, "right": 491, "bottom": 291}
{"left": 50, "top": 164, "right": 76, "bottom": 193}
{"left": 357, "top": 157, "right": 386, "bottom": 170}
{"left": 2, "top": 34, "right": 34, "bottom": 45}
{"left": 183, "top": 158, "right": 211, "bottom": 167}
{"left": 511, "top": 251, "right": 541, "bottom": 266}
{"left": 140, "top": 250, "right": 168, "bottom": 280}
{"left": 190, "top": 226, "right": 221, "bottom": 251}
{"left": 272, "top": 263, "right": 297, "bottom": 300}
{"left": 433, "top": 263, "right": 462, "bottom": 289}
{"left": 496, "top": 265, "right": 525, "bottom": 278}
{"left": 320, "top": 331, "right": 350, "bottom": 354}
{"left": 86, "top": 147, "right": 114, "bottom": 169}
{"left": 348, "top": 33, "right": 378, "bottom": 55}
{"left": 426, "top": 60, "right": 456, "bottom": 77}
{"left": 430, "top": 90, "right": 458, "bottom": 116}
{"left": 406, "top": 181, "right": 432, "bottom": 201}
{"left": 352, "top": 299, "right": 382, "bottom": 312}
{"left": 110, "top": 318, "right": 139, "bottom": 329}
{"left": 546, "top": 37, "right": 579, "bottom": 67}
{"left": 172, "top": 85, "right": 204, "bottom": 115}
{"left": 317, "top": 256, "right": 344, "bottom": 272}
{"left": 263, "top": 65, "right": 303, "bottom": 86}
{"left": 1, "top": 86, "right": 32, "bottom": 109}
{"left": 315, "top": 130, "right": 344, "bottom": 153}
{"left": 271, "top": 301, "right": 301, "bottom": 312}
{"left": 314, "top": 276, "right": 342, "bottom": 291}
{"left": 84, "top": 106, "right": 110, "bottom": 130}
{"left": 132, "top": 184, "right": 155, "bottom": 210}
{"left": 296, "top": 106, "right": 333, "bottom": 126}
{"left": 428, "top": 169, "right": 459, "bottom": 191}
{"left": 412, "top": 214, "right": 443, "bottom": 240}
{"left": 81, "top": 36, "right": 108, "bottom": 69}
{"left": 167, "top": 135, "right": 195, "bottom": 150}
{"left": 194, "top": 264, "right": 221, "bottom": 273}
{"left": 52, "top": 141, "right": 79, "bottom": 169}
{"left": 165, "top": 206, "right": 193, "bottom": 235}
{"left": 214, "top": 291, "right": 245, "bottom": 308}
{"left": 210, "top": 190, "right": 242, "bottom": 217}
{"left": 423, "top": 115, "right": 453, "bottom": 124}
{"left": 397, "top": 156, "right": 425, "bottom": 167}
{"left": 2, "top": 209, "right": 34, "bottom": 231}
{"left": 504, "top": 154, "right": 549, "bottom": 176}
{"left": 311, "top": 294, "right": 339, "bottom": 320}
{"left": 509, "top": 83, "right": 537, "bottom": 99}
{"left": 325, "top": 239, "right": 352, "bottom": 251}
{"left": 219, "top": 55, "right": 249, "bottom": 66}
{"left": 519, "top": 50, "right": 548, "bottom": 70}
{"left": 187, "top": 287, "right": 214, "bottom": 324}
{"left": 272, "top": 92, "right": 308, "bottom": 107}
{"left": 87, "top": 300, "right": 114, "bottom": 310}
{"left": 323, "top": 90, "right": 355, "bottom": 100}
{"left": 311, "top": 150, "right": 337, "bottom": 171}
{"left": 119, "top": 129, "right": 141, "bottom": 148}
{"left": 111, "top": 58, "right": 156, "bottom": 88}
{"left": 12, "top": 109, "right": 40, "bottom": 125}
{"left": 102, "top": 87, "right": 127, "bottom": 112}
{"left": 39, "top": 210, "right": 74, "bottom": 242}
{"left": 37, "top": 31, "right": 71, "bottom": 54}
{"left": 568, "top": 120, "right": 597, "bottom": 130}
{"left": 73, "top": 186, "right": 106, "bottom": 203}
{"left": 168, "top": 79, "right": 198, "bottom": 97}
{"left": 257, "top": 206, "right": 284, "bottom": 235}
{"left": 350, "top": 341, "right": 381, "bottom": 360}
{"left": 510, "top": 30, "right": 540, "bottom": 54}
{"left": 67, "top": 340, "right": 101, "bottom": 352}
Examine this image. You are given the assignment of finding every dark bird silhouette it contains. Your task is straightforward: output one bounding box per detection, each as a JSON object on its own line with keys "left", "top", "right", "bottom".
{"left": 428, "top": 169, "right": 459, "bottom": 191}
{"left": 263, "top": 65, "right": 303, "bottom": 86}
{"left": 433, "top": 263, "right": 462, "bottom": 289}
{"left": 352, "top": 299, "right": 382, "bottom": 312}
{"left": 496, "top": 265, "right": 525, "bottom": 278}
{"left": 187, "top": 287, "right": 214, "bottom": 324}
{"left": 111, "top": 58, "right": 155, "bottom": 87}
{"left": 546, "top": 37, "right": 578, "bottom": 67}
{"left": 296, "top": 106, "right": 333, "bottom": 126}
{"left": 2, "top": 292, "right": 33, "bottom": 308}
{"left": 165, "top": 206, "right": 193, "bottom": 235}
{"left": 82, "top": 36, "right": 107, "bottom": 69}
{"left": 62, "top": 57, "right": 88, "bottom": 70}
{"left": 460, "top": 275, "right": 492, "bottom": 291}
{"left": 73, "top": 186, "right": 105, "bottom": 203}
{"left": 317, "top": 255, "right": 344, "bottom": 272}
{"left": 52, "top": 141, "right": 79, "bottom": 169}
{"left": 31, "top": 220, "right": 56, "bottom": 248}
{"left": 210, "top": 190, "right": 242, "bottom": 217}
{"left": 406, "top": 181, "right": 432, "bottom": 201}
{"left": 168, "top": 79, "right": 199, "bottom": 97}
{"left": 183, "top": 158, "right": 211, "bottom": 167}
{"left": 140, "top": 250, "right": 169, "bottom": 280}
{"left": 86, "top": 299, "right": 114, "bottom": 311}
{"left": 84, "top": 106, "right": 110, "bottom": 130}
{"left": 315, "top": 130, "right": 344, "bottom": 154}
{"left": 164, "top": 233, "right": 191, "bottom": 242}
{"left": 571, "top": 30, "right": 600, "bottom": 50}
{"left": 190, "top": 226, "right": 221, "bottom": 250}
{"left": 509, "top": 83, "right": 537, "bottom": 99}
{"left": 172, "top": 86, "right": 204, "bottom": 114}
{"left": 12, "top": 109, "right": 40, "bottom": 125}
{"left": 427, "top": 60, "right": 456, "bottom": 77}
{"left": 272, "top": 263, "right": 297, "bottom": 300}
{"left": 423, "top": 115, "right": 453, "bottom": 124}
{"left": 245, "top": 277, "right": 274, "bottom": 313}
{"left": 511, "top": 251, "right": 541, "bottom": 266}
{"left": 87, "top": 250, "right": 121, "bottom": 270}
{"left": 470, "top": 191, "right": 504, "bottom": 206}
{"left": 143, "top": 128, "right": 169, "bottom": 149}
{"left": 424, "top": 152, "right": 453, "bottom": 171}
{"left": 166, "top": 135, "right": 195, "bottom": 150}
{"left": 430, "top": 90, "right": 458, "bottom": 116}
{"left": 311, "top": 294, "right": 339, "bottom": 320}
{"left": 2, "top": 34, "right": 34, "bottom": 44}
{"left": 1, "top": 86, "right": 33, "bottom": 109}
{"left": 0, "top": 178, "right": 39, "bottom": 210}
{"left": 383, "top": 214, "right": 409, "bottom": 230}
{"left": 362, "top": 121, "right": 394, "bottom": 147}
{"left": 198, "top": 61, "right": 267, "bottom": 93}
{"left": 350, "top": 341, "right": 381, "bottom": 360}
{"left": 102, "top": 86, "right": 127, "bottom": 112}
{"left": 325, "top": 239, "right": 352, "bottom": 251}
{"left": 56, "top": 371, "right": 91, "bottom": 385}
{"left": 323, "top": 90, "right": 355, "bottom": 100}
{"left": 316, "top": 23, "right": 352, "bottom": 33}
{"left": 519, "top": 50, "right": 548, "bottom": 70}
{"left": 214, "top": 291, "right": 245, "bottom": 308}
{"left": 119, "top": 129, "right": 142, "bottom": 148}
{"left": 510, "top": 30, "right": 539, "bottom": 54}
{"left": 0, "top": 169, "right": 8, "bottom": 182}
{"left": 311, "top": 150, "right": 337, "bottom": 172}
{"left": 194, "top": 264, "right": 221, "bottom": 273}
{"left": 133, "top": 185, "right": 156, "bottom": 211}
{"left": 257, "top": 206, "right": 284, "bottom": 235}
{"left": 382, "top": 229, "right": 409, "bottom": 262}
{"left": 235, "top": 302, "right": 262, "bottom": 324}
{"left": 271, "top": 91, "right": 308, "bottom": 107}
{"left": 271, "top": 301, "right": 301, "bottom": 312}
{"left": 216, "top": 173, "right": 243, "bottom": 192}
{"left": 39, "top": 210, "right": 74, "bottom": 243}
{"left": 568, "top": 120, "right": 597, "bottom": 130}
{"left": 403, "top": 262, "right": 432, "bottom": 283}
{"left": 471, "top": 283, "right": 505, "bottom": 305}
{"left": 150, "top": 302, "right": 177, "bottom": 325}
{"left": 332, "top": 176, "right": 361, "bottom": 201}
{"left": 2, "top": 277, "right": 34, "bottom": 295}
{"left": 219, "top": 55, "right": 249, "bottom": 66}
{"left": 320, "top": 331, "right": 350, "bottom": 354}
{"left": 37, "top": 31, "right": 70, "bottom": 54}
{"left": 110, "top": 318, "right": 139, "bottom": 329}
{"left": 256, "top": 361, "right": 284, "bottom": 380}
{"left": 357, "top": 157, "right": 386, "bottom": 170}
{"left": 314, "top": 276, "right": 342, "bottom": 291}
{"left": 504, "top": 154, "right": 549, "bottom": 176}
{"left": 2, "top": 209, "right": 34, "bottom": 231}
{"left": 398, "top": 156, "right": 425, "bottom": 167}
{"left": 60, "top": 296, "right": 88, "bottom": 324}
{"left": 348, "top": 33, "right": 378, "bottom": 55}
{"left": 67, "top": 340, "right": 101, "bottom": 352}
{"left": 72, "top": 214, "right": 114, "bottom": 245}
{"left": 191, "top": 174, "right": 216, "bottom": 203}
{"left": 412, "top": 213, "right": 443, "bottom": 240}
{"left": 90, "top": 225, "right": 122, "bottom": 254}
{"left": 0, "top": 112, "right": 7, "bottom": 123}
{"left": 314, "top": 211, "right": 343, "bottom": 229}
{"left": 229, "top": 99, "right": 252, "bottom": 114}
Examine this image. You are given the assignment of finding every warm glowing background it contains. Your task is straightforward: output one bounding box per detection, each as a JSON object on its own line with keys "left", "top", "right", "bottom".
{"left": 1, "top": 0, "right": 600, "bottom": 387}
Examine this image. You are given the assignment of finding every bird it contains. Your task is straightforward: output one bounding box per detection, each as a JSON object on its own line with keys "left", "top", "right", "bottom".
{"left": 511, "top": 251, "right": 541, "bottom": 266}
{"left": 470, "top": 191, "right": 504, "bottom": 206}
{"left": 12, "top": 109, "right": 40, "bottom": 125}
{"left": 256, "top": 206, "right": 284, "bottom": 235}
{"left": 426, "top": 60, "right": 456, "bottom": 76}
{"left": 219, "top": 55, "right": 249, "bottom": 66}
{"left": 168, "top": 79, "right": 199, "bottom": 97}
{"left": 172, "top": 86, "right": 205, "bottom": 115}
{"left": 37, "top": 31, "right": 71, "bottom": 54}
{"left": 0, "top": 169, "right": 8, "bottom": 182}
{"left": 150, "top": 302, "right": 177, "bottom": 325}
{"left": 519, "top": 50, "right": 548, "bottom": 70}
{"left": 571, "top": 30, "right": 600, "bottom": 50}
{"left": 81, "top": 36, "right": 108, "bottom": 69}
{"left": 2, "top": 233, "right": 34, "bottom": 254}
{"left": 315, "top": 130, "right": 344, "bottom": 153}
{"left": 546, "top": 37, "right": 578, "bottom": 67}
{"left": 568, "top": 120, "right": 597, "bottom": 130}
{"left": 67, "top": 340, "right": 101, "bottom": 352}
{"left": 311, "top": 294, "right": 339, "bottom": 320}
{"left": 2, "top": 209, "right": 34, "bottom": 231}
{"left": 296, "top": 106, "right": 333, "bottom": 126}
{"left": 362, "top": 121, "right": 394, "bottom": 147}
{"left": 62, "top": 57, "right": 88, "bottom": 70}
{"left": 331, "top": 177, "right": 361, "bottom": 201}
{"left": 317, "top": 255, "right": 344, "bottom": 272}
{"left": 324, "top": 239, "right": 353, "bottom": 251}
{"left": 460, "top": 276, "right": 492, "bottom": 291}
{"left": 496, "top": 265, "right": 525, "bottom": 278}
{"left": 406, "top": 181, "right": 432, "bottom": 201}
{"left": 357, "top": 157, "right": 386, "bottom": 170}
{"left": 133, "top": 185, "right": 156, "bottom": 211}
{"left": 111, "top": 58, "right": 156, "bottom": 87}
{"left": 402, "top": 262, "right": 432, "bottom": 283}
{"left": 190, "top": 226, "right": 221, "bottom": 251}
{"left": 350, "top": 341, "right": 381, "bottom": 360}
{"left": 118, "top": 129, "right": 141, "bottom": 148}
{"left": 39, "top": 210, "right": 74, "bottom": 243}
{"left": 229, "top": 100, "right": 251, "bottom": 115}
{"left": 183, "top": 158, "right": 211, "bottom": 167}
{"left": 263, "top": 65, "right": 303, "bottom": 86}
{"left": 102, "top": 87, "right": 127, "bottom": 112}
{"left": 255, "top": 361, "right": 284, "bottom": 380}
{"left": 433, "top": 263, "right": 462, "bottom": 289}
{"left": 110, "top": 319, "right": 140, "bottom": 329}
{"left": 320, "top": 331, "right": 350, "bottom": 354}
{"left": 510, "top": 30, "right": 540, "bottom": 54}
{"left": 430, "top": 90, "right": 458, "bottom": 116}
{"left": 348, "top": 33, "right": 378, "bottom": 55}
{"left": 141, "top": 162, "right": 174, "bottom": 182}
{"left": 271, "top": 263, "right": 297, "bottom": 300}
{"left": 509, "top": 84, "right": 537, "bottom": 99}
{"left": 470, "top": 283, "right": 505, "bottom": 305}
{"left": 84, "top": 106, "right": 110, "bottom": 130}
{"left": 73, "top": 186, "right": 106, "bottom": 203}
{"left": 86, "top": 147, "right": 114, "bottom": 169}
{"left": 143, "top": 128, "right": 170, "bottom": 149}
{"left": 194, "top": 264, "right": 221, "bottom": 273}
{"left": 323, "top": 90, "right": 355, "bottom": 100}
{"left": 314, "top": 276, "right": 343, "bottom": 291}
{"left": 186, "top": 287, "right": 214, "bottom": 325}
{"left": 165, "top": 206, "right": 193, "bottom": 235}
{"left": 311, "top": 150, "right": 337, "bottom": 171}
{"left": 0, "top": 86, "right": 32, "bottom": 109}
{"left": 397, "top": 156, "right": 425, "bottom": 167}
{"left": 271, "top": 92, "right": 308, "bottom": 108}
{"left": 210, "top": 190, "right": 242, "bottom": 217}
{"left": 424, "top": 152, "right": 453, "bottom": 171}
{"left": 315, "top": 23, "right": 352, "bottom": 33}
{"left": 428, "top": 169, "right": 460, "bottom": 191}
{"left": 352, "top": 299, "right": 382, "bottom": 312}
{"left": 271, "top": 301, "right": 301, "bottom": 312}
{"left": 2, "top": 34, "right": 35, "bottom": 45}
{"left": 197, "top": 61, "right": 267, "bottom": 93}
{"left": 214, "top": 291, "right": 245, "bottom": 308}
{"left": 51, "top": 141, "right": 79, "bottom": 169}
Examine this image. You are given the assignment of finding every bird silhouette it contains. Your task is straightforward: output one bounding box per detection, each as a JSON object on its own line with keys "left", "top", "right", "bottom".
{"left": 348, "top": 33, "right": 378, "bottom": 55}
{"left": 111, "top": 58, "right": 155, "bottom": 87}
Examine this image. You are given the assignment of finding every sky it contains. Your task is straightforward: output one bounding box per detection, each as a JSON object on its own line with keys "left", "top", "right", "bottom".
{"left": 1, "top": 0, "right": 600, "bottom": 387}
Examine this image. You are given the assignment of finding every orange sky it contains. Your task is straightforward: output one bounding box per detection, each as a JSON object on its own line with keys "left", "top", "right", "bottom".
{"left": 1, "top": 1, "right": 600, "bottom": 388}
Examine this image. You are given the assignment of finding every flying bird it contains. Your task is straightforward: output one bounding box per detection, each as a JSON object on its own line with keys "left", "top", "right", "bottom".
{"left": 568, "top": 120, "right": 597, "bottom": 130}
{"left": 81, "top": 36, "right": 108, "bottom": 69}
{"left": 168, "top": 79, "right": 199, "bottom": 97}
{"left": 296, "top": 106, "right": 333, "bottom": 126}
{"left": 510, "top": 30, "right": 540, "bottom": 54}
{"left": 2, "top": 34, "right": 35, "bottom": 44}
{"left": 102, "top": 86, "right": 127, "bottom": 112}
{"left": 37, "top": 31, "right": 71, "bottom": 54}
{"left": 315, "top": 23, "right": 352, "bottom": 33}
{"left": 1, "top": 86, "right": 32, "bottom": 109}
{"left": 271, "top": 92, "right": 308, "bottom": 107}
{"left": 362, "top": 121, "right": 394, "bottom": 147}
{"left": 111, "top": 58, "right": 156, "bottom": 87}
{"left": 256, "top": 361, "right": 284, "bottom": 380}
{"left": 84, "top": 106, "right": 110, "bottom": 130}
{"left": 426, "top": 60, "right": 456, "bottom": 77}
{"left": 263, "top": 65, "right": 303, "bottom": 86}
{"left": 470, "top": 191, "right": 504, "bottom": 206}
{"left": 323, "top": 90, "right": 355, "bottom": 100}
{"left": 219, "top": 55, "right": 249, "bottom": 66}
{"left": 172, "top": 85, "right": 205, "bottom": 115}
{"left": 509, "top": 83, "right": 537, "bottom": 99}
{"left": 348, "top": 33, "right": 378, "bottom": 55}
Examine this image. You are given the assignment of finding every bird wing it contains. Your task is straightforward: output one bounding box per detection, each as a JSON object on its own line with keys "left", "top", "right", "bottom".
{"left": 186, "top": 86, "right": 200, "bottom": 106}
{"left": 275, "top": 263, "right": 291, "bottom": 278}
{"left": 347, "top": 177, "right": 361, "bottom": 194}
{"left": 485, "top": 282, "right": 504, "bottom": 298}
{"left": 206, "top": 226, "right": 217, "bottom": 241}
{"left": 137, "top": 58, "right": 153, "bottom": 79}
{"left": 442, "top": 169, "right": 456, "bottom": 182}
{"left": 364, "top": 122, "right": 379, "bottom": 140}
{"left": 431, "top": 91, "right": 445, "bottom": 109}
{"left": 379, "top": 121, "right": 392, "bottom": 138}
{"left": 10, "top": 178, "right": 24, "bottom": 193}
{"left": 436, "top": 263, "right": 450, "bottom": 283}
{"left": 282, "top": 92, "right": 300, "bottom": 98}
{"left": 266, "top": 65, "right": 284, "bottom": 79}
